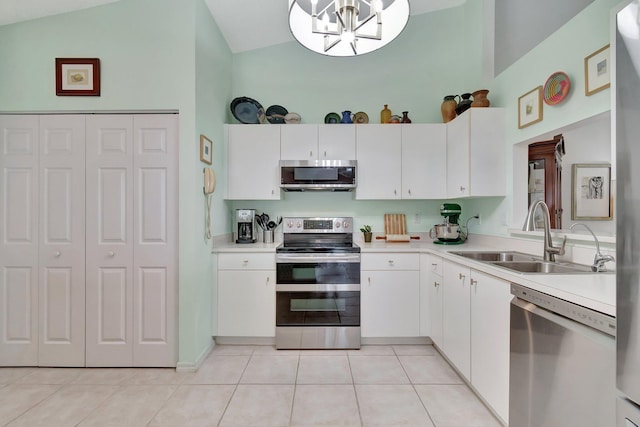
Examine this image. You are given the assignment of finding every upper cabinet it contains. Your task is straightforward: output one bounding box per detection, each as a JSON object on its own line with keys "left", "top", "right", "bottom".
{"left": 446, "top": 108, "right": 506, "bottom": 198}
{"left": 281, "top": 124, "right": 356, "bottom": 160}
{"left": 401, "top": 124, "right": 447, "bottom": 199}
{"left": 355, "top": 124, "right": 402, "bottom": 199}
{"left": 226, "top": 125, "right": 281, "bottom": 200}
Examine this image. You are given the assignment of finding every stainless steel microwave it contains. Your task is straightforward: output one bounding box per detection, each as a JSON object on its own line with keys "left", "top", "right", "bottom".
{"left": 279, "top": 160, "right": 357, "bottom": 191}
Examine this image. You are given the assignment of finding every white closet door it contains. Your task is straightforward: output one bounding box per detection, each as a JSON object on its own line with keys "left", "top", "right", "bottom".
{"left": 85, "top": 115, "right": 134, "bottom": 367}
{"left": 37, "top": 115, "right": 86, "bottom": 367}
{"left": 0, "top": 115, "right": 40, "bottom": 366}
{"left": 132, "top": 114, "right": 177, "bottom": 367}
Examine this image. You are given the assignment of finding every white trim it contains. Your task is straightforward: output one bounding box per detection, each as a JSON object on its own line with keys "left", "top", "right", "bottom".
{"left": 175, "top": 339, "right": 215, "bottom": 373}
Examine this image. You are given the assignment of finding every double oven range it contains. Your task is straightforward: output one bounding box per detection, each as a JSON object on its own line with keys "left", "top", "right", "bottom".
{"left": 275, "top": 217, "right": 361, "bottom": 349}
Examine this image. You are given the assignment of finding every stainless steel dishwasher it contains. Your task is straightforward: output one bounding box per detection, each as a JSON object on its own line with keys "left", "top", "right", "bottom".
{"left": 509, "top": 283, "right": 616, "bottom": 427}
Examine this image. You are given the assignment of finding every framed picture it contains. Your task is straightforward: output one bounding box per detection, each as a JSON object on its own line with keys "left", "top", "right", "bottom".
{"left": 55, "top": 58, "right": 100, "bottom": 96}
{"left": 571, "top": 163, "right": 612, "bottom": 220}
{"left": 518, "top": 86, "right": 543, "bottom": 129}
{"left": 200, "top": 134, "right": 213, "bottom": 165}
{"left": 584, "top": 44, "right": 610, "bottom": 96}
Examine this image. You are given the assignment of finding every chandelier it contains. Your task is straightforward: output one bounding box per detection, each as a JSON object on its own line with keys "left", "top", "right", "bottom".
{"left": 288, "top": 0, "right": 410, "bottom": 57}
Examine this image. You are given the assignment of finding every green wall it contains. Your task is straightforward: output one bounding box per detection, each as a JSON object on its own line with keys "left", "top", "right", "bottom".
{"left": 0, "top": 0, "right": 225, "bottom": 368}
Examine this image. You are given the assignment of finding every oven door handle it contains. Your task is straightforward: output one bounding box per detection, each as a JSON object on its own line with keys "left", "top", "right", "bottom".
{"left": 276, "top": 284, "right": 361, "bottom": 292}
{"left": 275, "top": 254, "right": 361, "bottom": 263}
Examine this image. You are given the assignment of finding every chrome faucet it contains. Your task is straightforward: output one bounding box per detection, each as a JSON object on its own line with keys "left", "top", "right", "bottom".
{"left": 522, "top": 200, "right": 566, "bottom": 262}
{"left": 569, "top": 223, "right": 615, "bottom": 272}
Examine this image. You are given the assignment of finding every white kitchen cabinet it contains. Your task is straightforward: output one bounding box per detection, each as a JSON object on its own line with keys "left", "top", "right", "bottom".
{"left": 401, "top": 124, "right": 447, "bottom": 199}
{"left": 361, "top": 253, "right": 420, "bottom": 337}
{"left": 280, "top": 124, "right": 356, "bottom": 160}
{"left": 226, "top": 124, "right": 281, "bottom": 200}
{"left": 420, "top": 254, "right": 444, "bottom": 346}
{"left": 217, "top": 253, "right": 276, "bottom": 337}
{"left": 0, "top": 114, "right": 178, "bottom": 368}
{"left": 446, "top": 108, "right": 505, "bottom": 198}
{"left": 85, "top": 114, "right": 178, "bottom": 367}
{"left": 442, "top": 260, "right": 471, "bottom": 380}
{"left": 355, "top": 124, "right": 402, "bottom": 199}
{"left": 470, "top": 269, "right": 511, "bottom": 423}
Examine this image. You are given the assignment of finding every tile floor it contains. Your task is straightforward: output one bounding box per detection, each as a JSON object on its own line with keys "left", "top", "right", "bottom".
{"left": 0, "top": 344, "right": 502, "bottom": 427}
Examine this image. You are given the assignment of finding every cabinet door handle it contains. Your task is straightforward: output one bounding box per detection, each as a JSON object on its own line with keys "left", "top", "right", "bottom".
{"left": 460, "top": 186, "right": 466, "bottom": 192}
{"left": 394, "top": 189, "right": 397, "bottom": 196}
{"left": 266, "top": 276, "right": 270, "bottom": 285}
{"left": 408, "top": 189, "right": 412, "bottom": 195}
{"left": 388, "top": 260, "right": 394, "bottom": 266}
{"left": 323, "top": 150, "right": 327, "bottom": 157}
{"left": 54, "top": 251, "right": 61, "bottom": 257}
{"left": 459, "top": 273, "right": 466, "bottom": 280}
{"left": 368, "top": 277, "right": 371, "bottom": 285}
{"left": 108, "top": 251, "right": 115, "bottom": 257}
{"left": 243, "top": 260, "right": 249, "bottom": 266}
{"left": 470, "top": 279, "right": 478, "bottom": 286}
{"left": 310, "top": 150, "right": 313, "bottom": 157}
{"left": 434, "top": 281, "right": 440, "bottom": 287}
{"left": 431, "top": 263, "right": 438, "bottom": 266}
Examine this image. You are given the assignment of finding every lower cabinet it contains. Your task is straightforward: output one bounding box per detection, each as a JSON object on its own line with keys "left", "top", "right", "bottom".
{"left": 441, "top": 259, "right": 511, "bottom": 423}
{"left": 216, "top": 253, "right": 275, "bottom": 337}
{"left": 470, "top": 269, "right": 511, "bottom": 423}
{"left": 420, "top": 254, "right": 444, "bottom": 345}
{"left": 442, "top": 260, "right": 472, "bottom": 380}
{"left": 361, "top": 253, "right": 420, "bottom": 338}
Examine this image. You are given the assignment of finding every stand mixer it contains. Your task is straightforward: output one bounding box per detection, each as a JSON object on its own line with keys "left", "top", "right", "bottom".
{"left": 430, "top": 203, "right": 465, "bottom": 245}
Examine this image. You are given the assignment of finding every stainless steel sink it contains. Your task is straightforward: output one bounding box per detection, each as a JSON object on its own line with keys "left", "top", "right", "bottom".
{"left": 449, "top": 250, "right": 607, "bottom": 274}
{"left": 449, "top": 251, "right": 539, "bottom": 263}
{"left": 491, "top": 261, "right": 595, "bottom": 274}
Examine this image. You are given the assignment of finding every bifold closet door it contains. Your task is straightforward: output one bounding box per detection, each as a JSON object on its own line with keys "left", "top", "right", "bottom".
{"left": 85, "top": 115, "right": 134, "bottom": 367}
{"left": 0, "top": 115, "right": 40, "bottom": 366}
{"left": 85, "top": 114, "right": 177, "bottom": 367}
{"left": 37, "top": 115, "right": 86, "bottom": 367}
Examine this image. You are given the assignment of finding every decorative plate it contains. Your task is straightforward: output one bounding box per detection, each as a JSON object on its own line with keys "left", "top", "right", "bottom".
{"left": 324, "top": 112, "right": 340, "bottom": 124}
{"left": 230, "top": 96, "right": 265, "bottom": 124}
{"left": 353, "top": 111, "right": 369, "bottom": 124}
{"left": 543, "top": 72, "right": 571, "bottom": 105}
{"left": 266, "top": 105, "right": 288, "bottom": 124}
{"left": 284, "top": 112, "right": 301, "bottom": 124}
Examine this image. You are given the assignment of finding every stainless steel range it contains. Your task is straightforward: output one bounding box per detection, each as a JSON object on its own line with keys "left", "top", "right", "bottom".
{"left": 275, "top": 217, "right": 361, "bottom": 349}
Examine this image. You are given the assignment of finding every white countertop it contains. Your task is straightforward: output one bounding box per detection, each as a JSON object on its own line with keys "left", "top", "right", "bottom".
{"left": 212, "top": 235, "right": 616, "bottom": 317}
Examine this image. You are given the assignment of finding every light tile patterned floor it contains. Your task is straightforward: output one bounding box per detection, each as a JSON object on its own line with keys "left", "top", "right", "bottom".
{"left": 0, "top": 345, "right": 502, "bottom": 427}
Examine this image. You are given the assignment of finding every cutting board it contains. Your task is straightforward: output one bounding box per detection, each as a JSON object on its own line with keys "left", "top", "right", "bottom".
{"left": 384, "top": 213, "right": 407, "bottom": 235}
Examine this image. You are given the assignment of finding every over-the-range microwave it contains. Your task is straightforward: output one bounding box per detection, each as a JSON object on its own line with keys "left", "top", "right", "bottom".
{"left": 279, "top": 160, "right": 357, "bottom": 191}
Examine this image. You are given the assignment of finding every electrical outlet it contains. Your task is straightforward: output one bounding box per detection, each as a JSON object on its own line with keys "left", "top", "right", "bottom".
{"left": 414, "top": 213, "right": 421, "bottom": 225}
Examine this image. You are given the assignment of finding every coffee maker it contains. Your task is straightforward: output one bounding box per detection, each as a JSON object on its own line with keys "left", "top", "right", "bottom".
{"left": 429, "top": 203, "right": 465, "bottom": 245}
{"left": 235, "top": 209, "right": 256, "bottom": 244}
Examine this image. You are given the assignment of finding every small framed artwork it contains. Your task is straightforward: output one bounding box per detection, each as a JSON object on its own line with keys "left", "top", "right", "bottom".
{"left": 55, "top": 58, "right": 100, "bottom": 96}
{"left": 584, "top": 44, "right": 610, "bottom": 96}
{"left": 200, "top": 134, "right": 213, "bottom": 165}
{"left": 518, "top": 86, "right": 543, "bottom": 129}
{"left": 571, "top": 163, "right": 612, "bottom": 220}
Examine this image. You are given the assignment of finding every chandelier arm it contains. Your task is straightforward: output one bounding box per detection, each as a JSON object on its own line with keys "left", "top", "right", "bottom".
{"left": 353, "top": 11, "right": 377, "bottom": 31}
{"left": 353, "top": 32, "right": 382, "bottom": 40}
{"left": 350, "top": 40, "right": 358, "bottom": 55}
{"left": 324, "top": 35, "right": 342, "bottom": 52}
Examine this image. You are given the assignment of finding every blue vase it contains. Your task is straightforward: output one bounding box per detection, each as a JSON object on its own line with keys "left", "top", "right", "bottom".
{"left": 341, "top": 111, "right": 353, "bottom": 124}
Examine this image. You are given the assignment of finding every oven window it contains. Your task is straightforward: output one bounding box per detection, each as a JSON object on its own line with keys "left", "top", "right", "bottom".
{"left": 276, "top": 291, "right": 360, "bottom": 326}
{"left": 277, "top": 263, "right": 360, "bottom": 285}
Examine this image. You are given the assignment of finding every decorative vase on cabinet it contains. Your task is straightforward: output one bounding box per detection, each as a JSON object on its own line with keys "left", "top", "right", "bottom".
{"left": 401, "top": 111, "right": 412, "bottom": 123}
{"left": 380, "top": 104, "right": 391, "bottom": 124}
{"left": 455, "top": 93, "right": 473, "bottom": 115}
{"left": 441, "top": 96, "right": 457, "bottom": 123}
{"left": 471, "top": 89, "right": 490, "bottom": 107}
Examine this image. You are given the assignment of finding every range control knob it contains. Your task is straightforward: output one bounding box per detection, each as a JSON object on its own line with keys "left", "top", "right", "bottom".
{"left": 296, "top": 220, "right": 302, "bottom": 229}
{"left": 343, "top": 220, "right": 350, "bottom": 229}
{"left": 286, "top": 219, "right": 294, "bottom": 228}
{"left": 335, "top": 221, "right": 341, "bottom": 229}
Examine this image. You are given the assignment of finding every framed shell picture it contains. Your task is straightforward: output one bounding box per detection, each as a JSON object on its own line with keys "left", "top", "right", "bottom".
{"left": 55, "top": 58, "right": 100, "bottom": 96}
{"left": 518, "top": 86, "right": 543, "bottom": 129}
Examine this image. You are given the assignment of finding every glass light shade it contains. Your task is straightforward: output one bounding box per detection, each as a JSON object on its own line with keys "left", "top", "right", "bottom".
{"left": 288, "top": 0, "right": 410, "bottom": 57}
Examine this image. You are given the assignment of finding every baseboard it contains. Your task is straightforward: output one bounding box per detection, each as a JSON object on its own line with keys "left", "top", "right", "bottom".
{"left": 361, "top": 337, "right": 432, "bottom": 345}
{"left": 214, "top": 336, "right": 276, "bottom": 346}
{"left": 175, "top": 339, "right": 215, "bottom": 373}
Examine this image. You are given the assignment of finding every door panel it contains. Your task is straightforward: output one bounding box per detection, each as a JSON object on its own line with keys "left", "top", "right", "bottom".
{"left": 85, "top": 115, "right": 134, "bottom": 366}
{"left": 0, "top": 115, "right": 39, "bottom": 365}
{"left": 133, "top": 115, "right": 177, "bottom": 367}
{"left": 38, "top": 115, "right": 85, "bottom": 367}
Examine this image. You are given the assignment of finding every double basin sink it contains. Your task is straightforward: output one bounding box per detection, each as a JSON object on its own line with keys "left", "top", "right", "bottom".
{"left": 449, "top": 251, "right": 601, "bottom": 274}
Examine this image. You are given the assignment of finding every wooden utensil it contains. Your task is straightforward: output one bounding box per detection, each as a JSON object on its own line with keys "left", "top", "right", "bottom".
{"left": 376, "top": 235, "right": 420, "bottom": 242}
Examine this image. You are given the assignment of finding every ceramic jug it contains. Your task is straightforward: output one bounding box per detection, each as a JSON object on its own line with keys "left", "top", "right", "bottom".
{"left": 341, "top": 111, "right": 353, "bottom": 124}
{"left": 455, "top": 93, "right": 473, "bottom": 115}
{"left": 471, "top": 89, "right": 490, "bottom": 107}
{"left": 401, "top": 111, "right": 412, "bottom": 123}
{"left": 441, "top": 95, "right": 457, "bottom": 123}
